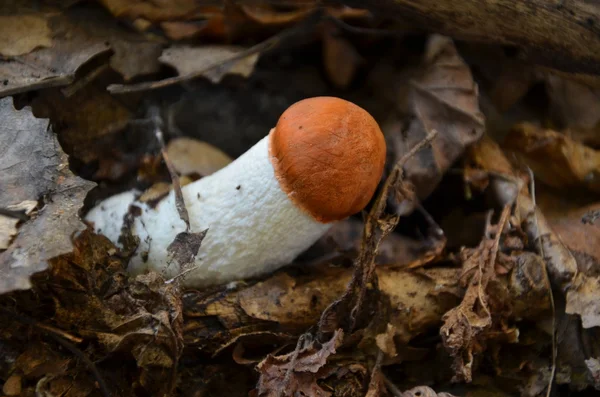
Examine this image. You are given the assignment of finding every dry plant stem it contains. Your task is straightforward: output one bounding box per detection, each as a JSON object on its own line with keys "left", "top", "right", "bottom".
{"left": 151, "top": 109, "right": 190, "bottom": 231}
{"left": 279, "top": 334, "right": 309, "bottom": 397}
{"left": 107, "top": 11, "right": 324, "bottom": 94}
{"left": 351, "top": 129, "right": 439, "bottom": 329}
{"left": 48, "top": 333, "right": 111, "bottom": 397}
{"left": 383, "top": 375, "right": 404, "bottom": 397}
{"left": 341, "top": 0, "right": 600, "bottom": 74}
{"left": 367, "top": 349, "right": 385, "bottom": 395}
{"left": 527, "top": 167, "right": 557, "bottom": 397}
{"left": 0, "top": 307, "right": 109, "bottom": 397}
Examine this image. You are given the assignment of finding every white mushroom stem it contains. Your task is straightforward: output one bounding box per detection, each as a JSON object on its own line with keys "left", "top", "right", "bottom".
{"left": 86, "top": 133, "right": 330, "bottom": 286}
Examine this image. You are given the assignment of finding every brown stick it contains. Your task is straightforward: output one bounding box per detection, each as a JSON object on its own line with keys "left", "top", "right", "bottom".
{"left": 340, "top": 0, "right": 600, "bottom": 75}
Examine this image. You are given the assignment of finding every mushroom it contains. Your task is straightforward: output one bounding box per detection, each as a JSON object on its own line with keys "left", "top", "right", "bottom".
{"left": 86, "top": 97, "right": 386, "bottom": 286}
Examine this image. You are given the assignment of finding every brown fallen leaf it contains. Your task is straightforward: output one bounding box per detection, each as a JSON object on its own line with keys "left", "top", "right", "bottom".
{"left": 184, "top": 265, "right": 462, "bottom": 355}
{"left": 546, "top": 203, "right": 600, "bottom": 328}
{"left": 0, "top": 14, "right": 52, "bottom": 56}
{"left": 393, "top": 35, "right": 485, "bottom": 205}
{"left": 399, "top": 386, "right": 457, "bottom": 397}
{"left": 0, "top": 98, "right": 95, "bottom": 294}
{"left": 0, "top": 4, "right": 164, "bottom": 96}
{"left": 504, "top": 122, "right": 600, "bottom": 193}
{"left": 322, "top": 24, "right": 362, "bottom": 89}
{"left": 467, "top": 135, "right": 581, "bottom": 293}
{"left": 545, "top": 74, "right": 600, "bottom": 131}
{"left": 159, "top": 45, "right": 260, "bottom": 84}
{"left": 166, "top": 137, "right": 233, "bottom": 177}
{"left": 46, "top": 231, "right": 184, "bottom": 395}
{"left": 98, "top": 0, "right": 205, "bottom": 23}
{"left": 31, "top": 78, "right": 134, "bottom": 166}
{"left": 256, "top": 329, "right": 344, "bottom": 397}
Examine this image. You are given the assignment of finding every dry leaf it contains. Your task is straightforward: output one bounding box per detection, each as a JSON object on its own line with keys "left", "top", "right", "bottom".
{"left": 31, "top": 81, "right": 133, "bottom": 165}
{"left": 545, "top": 74, "right": 600, "bottom": 130}
{"left": 0, "top": 201, "right": 37, "bottom": 250}
{"left": 395, "top": 35, "right": 485, "bottom": 204}
{"left": 45, "top": 231, "right": 184, "bottom": 395}
{"left": 184, "top": 265, "right": 462, "bottom": 355}
{"left": 375, "top": 323, "right": 398, "bottom": 358}
{"left": 159, "top": 45, "right": 260, "bottom": 84}
{"left": 0, "top": 5, "right": 164, "bottom": 96}
{"left": 0, "top": 98, "right": 95, "bottom": 294}
{"left": 440, "top": 207, "right": 510, "bottom": 382}
{"left": 0, "top": 14, "right": 52, "bottom": 56}
{"left": 544, "top": 203, "right": 600, "bottom": 328}
{"left": 305, "top": 218, "right": 444, "bottom": 267}
{"left": 256, "top": 330, "right": 343, "bottom": 397}
{"left": 98, "top": 0, "right": 203, "bottom": 23}
{"left": 400, "top": 386, "right": 457, "bottom": 397}
{"left": 504, "top": 123, "right": 600, "bottom": 193}
{"left": 322, "top": 26, "right": 362, "bottom": 89}
{"left": 166, "top": 137, "right": 233, "bottom": 176}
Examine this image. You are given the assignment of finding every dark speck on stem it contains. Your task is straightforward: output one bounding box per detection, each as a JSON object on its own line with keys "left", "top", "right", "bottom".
{"left": 236, "top": 185, "right": 241, "bottom": 190}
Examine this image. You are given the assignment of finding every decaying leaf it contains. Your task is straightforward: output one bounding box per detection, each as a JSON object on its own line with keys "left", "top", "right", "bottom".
{"left": 440, "top": 206, "right": 511, "bottom": 382}
{"left": 548, "top": 203, "right": 600, "bottom": 328}
{"left": 0, "top": 201, "right": 36, "bottom": 250}
{"left": 504, "top": 123, "right": 600, "bottom": 193}
{"left": 0, "top": 14, "right": 52, "bottom": 57}
{"left": 256, "top": 329, "right": 344, "bottom": 397}
{"left": 399, "top": 386, "right": 457, "bottom": 397}
{"left": 184, "top": 264, "right": 462, "bottom": 355}
{"left": 545, "top": 74, "right": 600, "bottom": 131}
{"left": 0, "top": 10, "right": 109, "bottom": 96}
{"left": 160, "top": 45, "right": 260, "bottom": 84}
{"left": 394, "top": 35, "right": 485, "bottom": 205}
{"left": 31, "top": 79, "right": 134, "bottom": 166}
{"left": 98, "top": 0, "right": 205, "bottom": 23}
{"left": 322, "top": 25, "right": 362, "bottom": 89}
{"left": 166, "top": 137, "right": 233, "bottom": 176}
{"left": 0, "top": 5, "right": 164, "bottom": 96}
{"left": 305, "top": 218, "right": 444, "bottom": 268}
{"left": 45, "top": 231, "right": 184, "bottom": 395}
{"left": 0, "top": 98, "right": 95, "bottom": 294}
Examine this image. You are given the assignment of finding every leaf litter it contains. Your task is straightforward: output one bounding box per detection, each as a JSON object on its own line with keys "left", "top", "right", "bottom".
{"left": 2, "top": 1, "right": 600, "bottom": 396}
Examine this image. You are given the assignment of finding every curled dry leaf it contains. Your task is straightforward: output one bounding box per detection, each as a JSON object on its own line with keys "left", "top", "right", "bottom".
{"left": 256, "top": 330, "right": 344, "bottom": 397}
{"left": 394, "top": 35, "right": 485, "bottom": 205}
{"left": 0, "top": 14, "right": 52, "bottom": 57}
{"left": 504, "top": 123, "right": 600, "bottom": 193}
{"left": 159, "top": 45, "right": 260, "bottom": 84}
{"left": 0, "top": 98, "right": 95, "bottom": 294}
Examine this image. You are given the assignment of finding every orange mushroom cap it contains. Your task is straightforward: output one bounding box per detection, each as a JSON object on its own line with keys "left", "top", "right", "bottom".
{"left": 269, "top": 96, "right": 387, "bottom": 223}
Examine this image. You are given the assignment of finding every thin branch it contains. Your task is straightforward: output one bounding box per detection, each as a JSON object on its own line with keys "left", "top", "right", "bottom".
{"left": 527, "top": 167, "right": 557, "bottom": 397}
